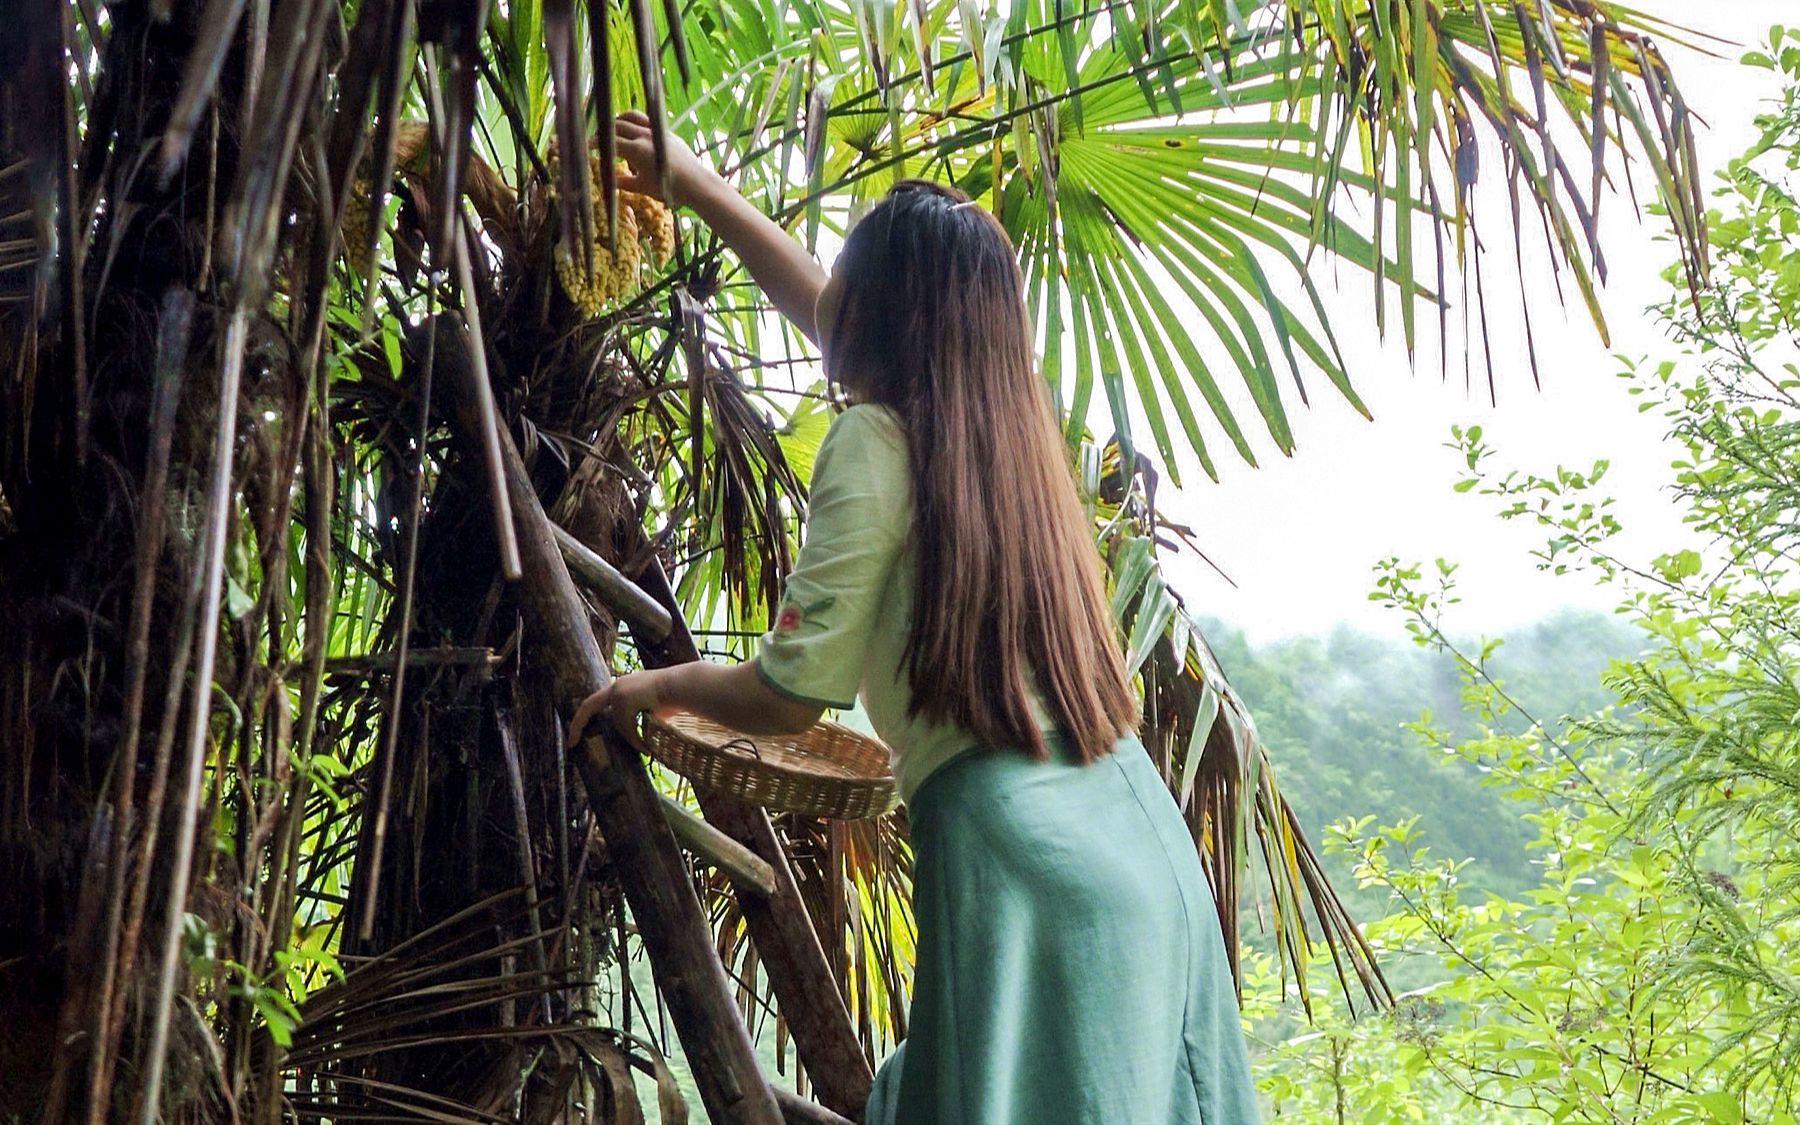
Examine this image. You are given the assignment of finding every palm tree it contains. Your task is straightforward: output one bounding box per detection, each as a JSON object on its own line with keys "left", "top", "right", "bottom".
{"left": 0, "top": 0, "right": 1706, "bottom": 1119}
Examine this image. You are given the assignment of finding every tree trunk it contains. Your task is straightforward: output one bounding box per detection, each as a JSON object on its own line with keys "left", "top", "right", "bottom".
{"left": 0, "top": 2, "right": 267, "bottom": 1117}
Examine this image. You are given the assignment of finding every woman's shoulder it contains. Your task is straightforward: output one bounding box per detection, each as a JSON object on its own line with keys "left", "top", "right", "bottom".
{"left": 832, "top": 401, "right": 905, "bottom": 440}
{"left": 811, "top": 403, "right": 911, "bottom": 503}
{"left": 824, "top": 402, "right": 908, "bottom": 461}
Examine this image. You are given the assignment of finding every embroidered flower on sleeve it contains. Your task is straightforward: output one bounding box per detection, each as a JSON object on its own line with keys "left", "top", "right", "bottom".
{"left": 772, "top": 596, "right": 834, "bottom": 636}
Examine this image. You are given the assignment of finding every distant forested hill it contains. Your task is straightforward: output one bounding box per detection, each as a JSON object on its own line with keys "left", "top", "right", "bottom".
{"left": 1203, "top": 609, "right": 1644, "bottom": 903}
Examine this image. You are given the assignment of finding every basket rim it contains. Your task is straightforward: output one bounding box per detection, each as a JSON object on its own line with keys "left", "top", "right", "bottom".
{"left": 643, "top": 713, "right": 895, "bottom": 786}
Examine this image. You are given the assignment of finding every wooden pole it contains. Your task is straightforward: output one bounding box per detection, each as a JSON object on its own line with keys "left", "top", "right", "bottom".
{"left": 658, "top": 792, "right": 777, "bottom": 898}
{"left": 775, "top": 1088, "right": 857, "bottom": 1125}
{"left": 430, "top": 321, "right": 783, "bottom": 1125}
{"left": 553, "top": 522, "right": 672, "bottom": 643}
{"left": 632, "top": 561, "right": 877, "bottom": 1120}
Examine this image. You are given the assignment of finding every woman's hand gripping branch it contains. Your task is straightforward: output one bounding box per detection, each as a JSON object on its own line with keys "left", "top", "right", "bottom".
{"left": 565, "top": 669, "right": 675, "bottom": 754}
{"left": 565, "top": 661, "right": 825, "bottom": 752}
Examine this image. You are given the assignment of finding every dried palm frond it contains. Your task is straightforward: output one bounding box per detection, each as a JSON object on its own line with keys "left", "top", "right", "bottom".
{"left": 274, "top": 888, "right": 687, "bottom": 1124}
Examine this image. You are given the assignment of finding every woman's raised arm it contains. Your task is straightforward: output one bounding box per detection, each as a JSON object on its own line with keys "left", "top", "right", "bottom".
{"left": 614, "top": 111, "right": 829, "bottom": 343}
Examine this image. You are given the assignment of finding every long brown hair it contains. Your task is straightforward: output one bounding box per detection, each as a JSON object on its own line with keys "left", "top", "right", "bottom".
{"left": 824, "top": 180, "right": 1138, "bottom": 763}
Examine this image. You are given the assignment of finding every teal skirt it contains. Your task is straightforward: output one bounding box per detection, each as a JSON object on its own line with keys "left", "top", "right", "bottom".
{"left": 865, "top": 734, "right": 1260, "bottom": 1124}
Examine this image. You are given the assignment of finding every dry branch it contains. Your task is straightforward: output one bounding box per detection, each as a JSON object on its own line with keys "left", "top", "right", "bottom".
{"left": 430, "top": 317, "right": 784, "bottom": 1125}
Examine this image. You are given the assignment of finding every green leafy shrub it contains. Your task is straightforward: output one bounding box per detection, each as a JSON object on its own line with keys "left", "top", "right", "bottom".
{"left": 1250, "top": 34, "right": 1800, "bottom": 1124}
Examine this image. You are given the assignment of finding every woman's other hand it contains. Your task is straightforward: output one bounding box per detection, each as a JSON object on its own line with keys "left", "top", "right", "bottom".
{"left": 566, "top": 668, "right": 673, "bottom": 751}
{"left": 614, "top": 110, "right": 710, "bottom": 209}
{"left": 611, "top": 110, "right": 827, "bottom": 339}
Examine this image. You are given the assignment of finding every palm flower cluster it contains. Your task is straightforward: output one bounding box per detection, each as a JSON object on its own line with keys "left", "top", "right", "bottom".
{"left": 338, "top": 120, "right": 432, "bottom": 277}
{"left": 549, "top": 145, "right": 676, "bottom": 318}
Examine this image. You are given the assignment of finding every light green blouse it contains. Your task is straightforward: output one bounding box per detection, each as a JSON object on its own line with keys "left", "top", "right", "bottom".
{"left": 754, "top": 404, "right": 1056, "bottom": 805}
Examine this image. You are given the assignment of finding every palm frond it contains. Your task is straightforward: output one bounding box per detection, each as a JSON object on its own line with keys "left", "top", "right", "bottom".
{"left": 1101, "top": 500, "right": 1392, "bottom": 1013}
{"left": 278, "top": 889, "right": 689, "bottom": 1123}
{"left": 672, "top": 1, "right": 1707, "bottom": 473}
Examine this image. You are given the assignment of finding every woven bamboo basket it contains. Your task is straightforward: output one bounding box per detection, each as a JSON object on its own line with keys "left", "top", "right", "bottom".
{"left": 641, "top": 713, "right": 899, "bottom": 820}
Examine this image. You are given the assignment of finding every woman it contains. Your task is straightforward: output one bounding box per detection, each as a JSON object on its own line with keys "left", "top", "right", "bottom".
{"left": 569, "top": 111, "right": 1260, "bottom": 1124}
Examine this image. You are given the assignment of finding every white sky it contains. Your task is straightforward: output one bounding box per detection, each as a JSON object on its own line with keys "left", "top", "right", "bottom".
{"left": 1152, "top": 1, "right": 1789, "bottom": 644}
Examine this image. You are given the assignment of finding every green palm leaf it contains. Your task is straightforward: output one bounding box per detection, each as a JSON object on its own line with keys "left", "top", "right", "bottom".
{"left": 673, "top": 1, "right": 1704, "bottom": 468}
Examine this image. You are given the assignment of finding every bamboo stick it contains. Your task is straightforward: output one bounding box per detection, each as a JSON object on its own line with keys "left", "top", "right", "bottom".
{"left": 775, "top": 1088, "right": 857, "bottom": 1125}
